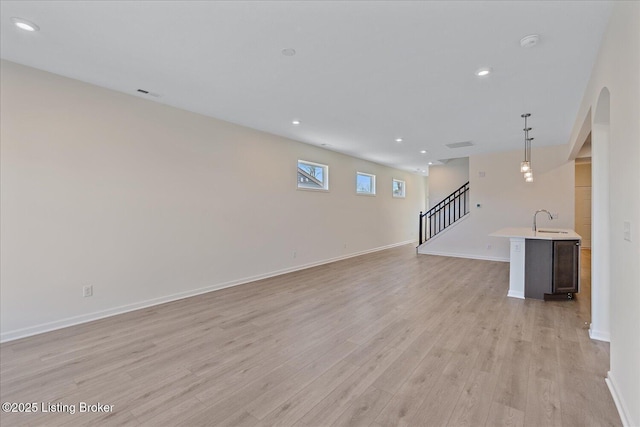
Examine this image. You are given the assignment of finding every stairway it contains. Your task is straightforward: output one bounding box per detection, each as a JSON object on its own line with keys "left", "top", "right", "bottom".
{"left": 419, "top": 181, "right": 470, "bottom": 245}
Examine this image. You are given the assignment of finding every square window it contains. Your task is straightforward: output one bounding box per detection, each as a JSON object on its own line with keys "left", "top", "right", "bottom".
{"left": 298, "top": 160, "right": 329, "bottom": 190}
{"left": 393, "top": 179, "right": 406, "bottom": 198}
{"left": 356, "top": 172, "right": 376, "bottom": 195}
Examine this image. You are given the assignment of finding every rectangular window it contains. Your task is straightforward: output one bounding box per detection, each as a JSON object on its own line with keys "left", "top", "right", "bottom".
{"left": 393, "top": 179, "right": 406, "bottom": 198}
{"left": 298, "top": 160, "right": 329, "bottom": 190}
{"left": 356, "top": 172, "right": 376, "bottom": 195}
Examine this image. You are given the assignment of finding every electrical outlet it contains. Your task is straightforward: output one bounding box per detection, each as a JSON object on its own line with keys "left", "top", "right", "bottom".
{"left": 514, "top": 243, "right": 521, "bottom": 252}
{"left": 293, "top": 250, "right": 297, "bottom": 259}
{"left": 486, "top": 244, "right": 492, "bottom": 250}
{"left": 83, "top": 285, "right": 93, "bottom": 298}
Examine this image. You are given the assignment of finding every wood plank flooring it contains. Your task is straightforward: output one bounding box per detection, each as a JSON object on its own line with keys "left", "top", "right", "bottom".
{"left": 0, "top": 245, "right": 620, "bottom": 426}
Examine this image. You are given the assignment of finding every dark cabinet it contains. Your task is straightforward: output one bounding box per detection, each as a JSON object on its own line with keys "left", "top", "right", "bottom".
{"left": 525, "top": 239, "right": 580, "bottom": 300}
{"left": 552, "top": 240, "right": 580, "bottom": 294}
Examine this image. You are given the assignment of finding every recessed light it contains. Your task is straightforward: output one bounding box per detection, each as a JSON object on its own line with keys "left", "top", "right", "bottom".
{"left": 281, "top": 48, "right": 296, "bottom": 57}
{"left": 421, "top": 169, "right": 426, "bottom": 173}
{"left": 11, "top": 17, "right": 39, "bottom": 32}
{"left": 291, "top": 120, "right": 301, "bottom": 125}
{"left": 428, "top": 162, "right": 433, "bottom": 165}
{"left": 520, "top": 34, "right": 540, "bottom": 48}
{"left": 475, "top": 67, "right": 492, "bottom": 77}
{"left": 395, "top": 138, "right": 403, "bottom": 143}
{"left": 420, "top": 150, "right": 427, "bottom": 154}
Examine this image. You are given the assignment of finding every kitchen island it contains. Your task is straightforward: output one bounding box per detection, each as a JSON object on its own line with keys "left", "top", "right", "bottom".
{"left": 491, "top": 227, "right": 582, "bottom": 300}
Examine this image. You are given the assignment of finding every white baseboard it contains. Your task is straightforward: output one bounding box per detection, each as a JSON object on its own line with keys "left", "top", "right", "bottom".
{"left": 417, "top": 249, "right": 509, "bottom": 263}
{"left": 507, "top": 290, "right": 525, "bottom": 299}
{"left": 606, "top": 371, "right": 634, "bottom": 427}
{"left": 589, "top": 325, "right": 611, "bottom": 342}
{"left": 1, "top": 240, "right": 415, "bottom": 343}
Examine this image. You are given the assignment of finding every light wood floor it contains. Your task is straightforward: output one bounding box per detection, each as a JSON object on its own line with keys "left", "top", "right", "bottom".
{"left": 1, "top": 246, "right": 619, "bottom": 426}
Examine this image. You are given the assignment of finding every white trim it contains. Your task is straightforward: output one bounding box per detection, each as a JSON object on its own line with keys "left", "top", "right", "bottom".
{"left": 0, "top": 240, "right": 415, "bottom": 343}
{"left": 507, "top": 290, "right": 525, "bottom": 299}
{"left": 392, "top": 178, "right": 406, "bottom": 198}
{"left": 416, "top": 249, "right": 508, "bottom": 263}
{"left": 296, "top": 186, "right": 330, "bottom": 193}
{"left": 606, "top": 371, "right": 633, "bottom": 427}
{"left": 589, "top": 324, "right": 611, "bottom": 342}
{"left": 297, "top": 159, "right": 329, "bottom": 191}
{"left": 356, "top": 171, "right": 376, "bottom": 195}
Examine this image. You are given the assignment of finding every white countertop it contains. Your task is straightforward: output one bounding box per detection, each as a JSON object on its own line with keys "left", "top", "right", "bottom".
{"left": 491, "top": 227, "right": 582, "bottom": 240}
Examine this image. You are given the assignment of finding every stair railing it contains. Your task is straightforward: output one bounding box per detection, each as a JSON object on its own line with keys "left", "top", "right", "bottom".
{"left": 419, "top": 182, "right": 470, "bottom": 244}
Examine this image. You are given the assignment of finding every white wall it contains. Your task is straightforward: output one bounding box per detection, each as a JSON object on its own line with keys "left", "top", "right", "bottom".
{"left": 0, "top": 60, "right": 426, "bottom": 341}
{"left": 427, "top": 157, "right": 469, "bottom": 209}
{"left": 567, "top": 2, "right": 640, "bottom": 425}
{"left": 419, "top": 145, "right": 575, "bottom": 261}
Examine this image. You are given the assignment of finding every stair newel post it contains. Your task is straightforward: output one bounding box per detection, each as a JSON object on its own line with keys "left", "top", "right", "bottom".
{"left": 419, "top": 211, "right": 423, "bottom": 245}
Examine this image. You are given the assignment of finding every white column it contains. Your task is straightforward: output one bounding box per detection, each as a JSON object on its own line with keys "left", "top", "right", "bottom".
{"left": 507, "top": 237, "right": 525, "bottom": 299}
{"left": 590, "top": 122, "right": 610, "bottom": 342}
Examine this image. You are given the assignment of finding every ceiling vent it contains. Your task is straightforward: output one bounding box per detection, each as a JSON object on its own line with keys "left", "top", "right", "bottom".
{"left": 445, "top": 141, "right": 474, "bottom": 149}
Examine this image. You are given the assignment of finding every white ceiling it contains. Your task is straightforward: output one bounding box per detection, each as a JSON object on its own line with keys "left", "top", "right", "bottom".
{"left": 0, "top": 1, "right": 612, "bottom": 174}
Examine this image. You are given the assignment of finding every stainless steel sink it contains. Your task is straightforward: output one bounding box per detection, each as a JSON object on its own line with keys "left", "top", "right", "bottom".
{"left": 537, "top": 229, "right": 568, "bottom": 234}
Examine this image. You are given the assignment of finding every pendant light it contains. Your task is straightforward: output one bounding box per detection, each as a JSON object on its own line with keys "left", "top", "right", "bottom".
{"left": 520, "top": 113, "right": 531, "bottom": 173}
{"left": 520, "top": 113, "right": 534, "bottom": 182}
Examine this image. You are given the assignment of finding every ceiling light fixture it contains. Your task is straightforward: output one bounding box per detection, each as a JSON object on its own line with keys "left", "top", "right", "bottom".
{"left": 420, "top": 150, "right": 427, "bottom": 154}
{"left": 520, "top": 34, "right": 540, "bottom": 48}
{"left": 281, "top": 48, "right": 296, "bottom": 57}
{"left": 475, "top": 67, "right": 492, "bottom": 77}
{"left": 11, "top": 17, "right": 39, "bottom": 32}
{"left": 291, "top": 119, "right": 301, "bottom": 125}
{"left": 395, "top": 138, "right": 403, "bottom": 143}
{"left": 428, "top": 162, "right": 433, "bottom": 165}
{"left": 520, "top": 113, "right": 534, "bottom": 182}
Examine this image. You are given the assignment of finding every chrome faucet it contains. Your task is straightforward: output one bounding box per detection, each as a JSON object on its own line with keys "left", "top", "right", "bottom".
{"left": 533, "top": 209, "right": 554, "bottom": 231}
